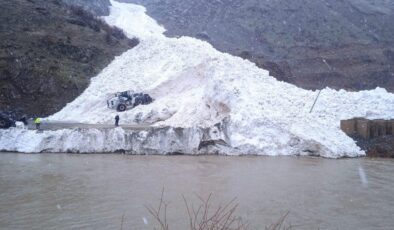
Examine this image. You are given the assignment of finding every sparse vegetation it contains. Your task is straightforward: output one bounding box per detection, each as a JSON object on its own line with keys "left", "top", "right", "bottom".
{"left": 145, "top": 189, "right": 291, "bottom": 230}
{"left": 68, "top": 4, "right": 128, "bottom": 41}
{"left": 0, "top": 0, "right": 139, "bottom": 118}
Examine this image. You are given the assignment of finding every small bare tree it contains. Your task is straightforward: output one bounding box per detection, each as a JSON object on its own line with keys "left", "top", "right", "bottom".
{"left": 265, "top": 211, "right": 291, "bottom": 230}
{"left": 146, "top": 189, "right": 290, "bottom": 230}
{"left": 145, "top": 188, "right": 170, "bottom": 230}
{"left": 181, "top": 194, "right": 248, "bottom": 230}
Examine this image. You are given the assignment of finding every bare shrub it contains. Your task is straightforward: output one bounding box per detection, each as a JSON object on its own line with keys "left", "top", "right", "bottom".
{"left": 145, "top": 189, "right": 169, "bottom": 230}
{"left": 146, "top": 190, "right": 291, "bottom": 230}
{"left": 105, "top": 33, "right": 114, "bottom": 45}
{"left": 110, "top": 26, "right": 127, "bottom": 40}
{"left": 69, "top": 5, "right": 94, "bottom": 21}
{"left": 265, "top": 211, "right": 291, "bottom": 230}
{"left": 67, "top": 4, "right": 137, "bottom": 46}
{"left": 102, "top": 23, "right": 129, "bottom": 45}
{"left": 182, "top": 194, "right": 248, "bottom": 230}
{"left": 146, "top": 189, "right": 248, "bottom": 230}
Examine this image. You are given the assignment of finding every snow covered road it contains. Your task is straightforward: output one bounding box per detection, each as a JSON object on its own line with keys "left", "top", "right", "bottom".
{"left": 26, "top": 122, "right": 151, "bottom": 131}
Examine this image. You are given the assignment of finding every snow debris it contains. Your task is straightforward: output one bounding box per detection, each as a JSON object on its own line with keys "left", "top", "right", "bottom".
{"left": 1, "top": 0, "right": 394, "bottom": 157}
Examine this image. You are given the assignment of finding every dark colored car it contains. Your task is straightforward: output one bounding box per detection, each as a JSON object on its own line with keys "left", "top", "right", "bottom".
{"left": 0, "top": 113, "right": 16, "bottom": 129}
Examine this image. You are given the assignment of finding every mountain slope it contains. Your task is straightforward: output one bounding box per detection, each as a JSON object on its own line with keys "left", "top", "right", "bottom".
{"left": 0, "top": 0, "right": 138, "bottom": 118}
{"left": 118, "top": 0, "right": 394, "bottom": 92}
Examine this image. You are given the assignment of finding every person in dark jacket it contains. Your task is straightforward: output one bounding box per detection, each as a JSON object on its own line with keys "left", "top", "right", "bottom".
{"left": 115, "top": 115, "right": 120, "bottom": 126}
{"left": 20, "top": 116, "right": 27, "bottom": 126}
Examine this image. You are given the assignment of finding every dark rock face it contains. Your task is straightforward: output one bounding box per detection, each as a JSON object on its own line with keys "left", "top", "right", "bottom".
{"left": 0, "top": 0, "right": 138, "bottom": 119}
{"left": 365, "top": 136, "right": 394, "bottom": 158}
{"left": 352, "top": 135, "right": 394, "bottom": 158}
{"left": 118, "top": 0, "right": 394, "bottom": 92}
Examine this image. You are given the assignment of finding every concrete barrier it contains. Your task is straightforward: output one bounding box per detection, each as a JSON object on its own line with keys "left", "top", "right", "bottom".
{"left": 341, "top": 118, "right": 394, "bottom": 139}
{"left": 356, "top": 118, "right": 371, "bottom": 139}
{"left": 340, "top": 119, "right": 356, "bottom": 135}
{"left": 388, "top": 122, "right": 394, "bottom": 135}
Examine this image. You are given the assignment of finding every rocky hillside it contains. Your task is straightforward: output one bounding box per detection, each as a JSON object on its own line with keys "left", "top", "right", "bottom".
{"left": 118, "top": 0, "right": 394, "bottom": 92}
{"left": 0, "top": 0, "right": 138, "bottom": 118}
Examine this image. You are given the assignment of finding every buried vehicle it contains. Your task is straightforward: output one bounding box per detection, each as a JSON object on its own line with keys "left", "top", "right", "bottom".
{"left": 107, "top": 90, "right": 153, "bottom": 112}
{"left": 0, "top": 112, "right": 16, "bottom": 129}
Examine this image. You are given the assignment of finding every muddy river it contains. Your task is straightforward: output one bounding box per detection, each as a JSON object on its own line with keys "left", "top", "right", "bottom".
{"left": 0, "top": 153, "right": 393, "bottom": 229}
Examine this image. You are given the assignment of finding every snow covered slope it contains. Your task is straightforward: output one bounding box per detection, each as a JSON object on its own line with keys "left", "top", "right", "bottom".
{"left": 2, "top": 0, "right": 394, "bottom": 157}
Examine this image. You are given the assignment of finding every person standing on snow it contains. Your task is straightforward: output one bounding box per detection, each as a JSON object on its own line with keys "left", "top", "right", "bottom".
{"left": 115, "top": 115, "right": 120, "bottom": 127}
{"left": 34, "top": 117, "right": 41, "bottom": 130}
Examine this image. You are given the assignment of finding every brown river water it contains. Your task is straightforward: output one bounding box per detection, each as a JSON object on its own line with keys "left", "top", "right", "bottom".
{"left": 0, "top": 153, "right": 394, "bottom": 230}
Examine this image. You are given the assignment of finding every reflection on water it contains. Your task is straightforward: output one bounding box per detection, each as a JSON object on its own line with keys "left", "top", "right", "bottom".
{"left": 1, "top": 153, "right": 394, "bottom": 230}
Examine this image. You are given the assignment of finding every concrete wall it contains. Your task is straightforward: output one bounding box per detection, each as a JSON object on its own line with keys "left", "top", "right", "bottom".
{"left": 341, "top": 118, "right": 394, "bottom": 139}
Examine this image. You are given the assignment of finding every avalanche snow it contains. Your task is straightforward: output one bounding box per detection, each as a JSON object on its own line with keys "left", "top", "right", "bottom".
{"left": 1, "top": 0, "right": 394, "bottom": 157}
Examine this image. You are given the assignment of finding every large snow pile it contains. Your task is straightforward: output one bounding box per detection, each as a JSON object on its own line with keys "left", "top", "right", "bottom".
{"left": 2, "top": 0, "right": 394, "bottom": 157}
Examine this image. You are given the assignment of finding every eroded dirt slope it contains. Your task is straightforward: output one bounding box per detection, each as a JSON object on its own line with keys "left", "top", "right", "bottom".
{"left": 0, "top": 0, "right": 138, "bottom": 118}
